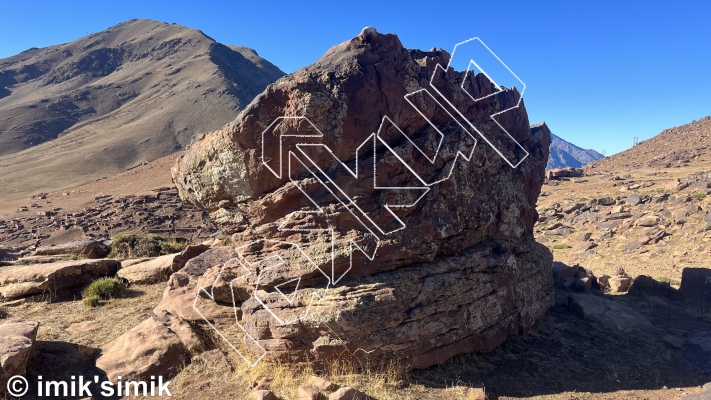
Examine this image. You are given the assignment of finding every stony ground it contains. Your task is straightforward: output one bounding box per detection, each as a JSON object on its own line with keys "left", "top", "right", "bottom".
{"left": 536, "top": 163, "right": 711, "bottom": 283}
{"left": 1, "top": 279, "right": 708, "bottom": 400}
{"left": 0, "top": 155, "right": 217, "bottom": 249}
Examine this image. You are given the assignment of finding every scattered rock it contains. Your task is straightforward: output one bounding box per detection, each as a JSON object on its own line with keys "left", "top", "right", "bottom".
{"left": 33, "top": 239, "right": 111, "bottom": 259}
{"left": 567, "top": 294, "right": 653, "bottom": 334}
{"left": 636, "top": 215, "right": 659, "bottom": 227}
{"left": 192, "top": 349, "right": 229, "bottom": 370}
{"left": 253, "top": 377, "right": 274, "bottom": 390}
{"left": 251, "top": 390, "right": 278, "bottom": 400}
{"left": 297, "top": 386, "right": 322, "bottom": 400}
{"left": 96, "top": 311, "right": 203, "bottom": 382}
{"left": 0, "top": 321, "right": 39, "bottom": 395}
{"left": 546, "top": 167, "right": 584, "bottom": 180}
{"left": 608, "top": 276, "right": 632, "bottom": 293}
{"left": 662, "top": 335, "right": 685, "bottom": 349}
{"left": 626, "top": 194, "right": 641, "bottom": 206}
{"left": 309, "top": 376, "right": 339, "bottom": 392}
{"left": 328, "top": 387, "right": 366, "bottom": 400}
{"left": 598, "top": 197, "right": 616, "bottom": 206}
{"left": 0, "top": 259, "right": 121, "bottom": 299}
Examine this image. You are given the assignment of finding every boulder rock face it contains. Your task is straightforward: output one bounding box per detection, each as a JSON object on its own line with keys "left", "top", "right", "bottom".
{"left": 117, "top": 244, "right": 210, "bottom": 284}
{"left": 170, "top": 29, "right": 553, "bottom": 369}
{"left": 96, "top": 311, "right": 202, "bottom": 382}
{"left": 33, "top": 239, "right": 111, "bottom": 259}
{"left": 0, "top": 321, "right": 39, "bottom": 394}
{"left": 0, "top": 259, "right": 120, "bottom": 299}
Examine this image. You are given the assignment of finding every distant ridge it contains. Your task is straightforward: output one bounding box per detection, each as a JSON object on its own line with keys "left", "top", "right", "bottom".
{"left": 543, "top": 126, "right": 604, "bottom": 170}
{"left": 0, "top": 19, "right": 285, "bottom": 200}
{"left": 586, "top": 116, "right": 711, "bottom": 172}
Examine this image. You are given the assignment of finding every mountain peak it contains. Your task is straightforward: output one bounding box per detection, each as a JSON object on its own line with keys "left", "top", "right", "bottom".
{"left": 0, "top": 20, "right": 284, "bottom": 200}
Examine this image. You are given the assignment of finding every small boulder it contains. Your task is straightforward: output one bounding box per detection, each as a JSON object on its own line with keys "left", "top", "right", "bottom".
{"left": 662, "top": 335, "right": 684, "bottom": 349}
{"left": 608, "top": 276, "right": 632, "bottom": 293}
{"left": 636, "top": 215, "right": 659, "bottom": 227}
{"left": 192, "top": 349, "right": 229, "bottom": 370}
{"left": 33, "top": 239, "right": 111, "bottom": 259}
{"left": 0, "top": 259, "right": 120, "bottom": 299}
{"left": 328, "top": 387, "right": 366, "bottom": 400}
{"left": 117, "top": 244, "right": 210, "bottom": 284}
{"left": 251, "top": 390, "right": 278, "bottom": 400}
{"left": 598, "top": 275, "right": 611, "bottom": 291}
{"left": 598, "top": 197, "right": 616, "bottom": 206}
{"left": 567, "top": 294, "right": 653, "bottom": 334}
{"left": 309, "top": 376, "right": 339, "bottom": 392}
{"left": 297, "top": 386, "right": 322, "bottom": 400}
{"left": 96, "top": 311, "right": 202, "bottom": 382}
{"left": 117, "top": 253, "right": 178, "bottom": 284}
{"left": 626, "top": 195, "right": 642, "bottom": 206}
{"left": 0, "top": 321, "right": 39, "bottom": 394}
{"left": 253, "top": 376, "right": 274, "bottom": 390}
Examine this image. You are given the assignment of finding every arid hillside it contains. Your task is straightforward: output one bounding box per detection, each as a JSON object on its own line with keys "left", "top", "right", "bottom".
{"left": 0, "top": 19, "right": 284, "bottom": 201}
{"left": 538, "top": 115, "right": 711, "bottom": 282}
{"left": 586, "top": 116, "right": 711, "bottom": 172}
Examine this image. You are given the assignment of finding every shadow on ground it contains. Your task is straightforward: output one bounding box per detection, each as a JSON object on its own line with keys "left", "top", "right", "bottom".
{"left": 411, "top": 290, "right": 710, "bottom": 399}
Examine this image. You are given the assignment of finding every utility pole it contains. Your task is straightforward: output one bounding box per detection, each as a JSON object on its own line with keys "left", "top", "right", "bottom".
{"left": 633, "top": 137, "right": 639, "bottom": 146}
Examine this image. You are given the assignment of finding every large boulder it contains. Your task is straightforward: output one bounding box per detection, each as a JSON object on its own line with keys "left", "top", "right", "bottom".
{"left": 546, "top": 167, "right": 584, "bottom": 180}
{"left": 96, "top": 311, "right": 202, "bottom": 382}
{"left": 168, "top": 29, "right": 552, "bottom": 368}
{"left": 0, "top": 321, "right": 39, "bottom": 394}
{"left": 0, "top": 259, "right": 120, "bottom": 299}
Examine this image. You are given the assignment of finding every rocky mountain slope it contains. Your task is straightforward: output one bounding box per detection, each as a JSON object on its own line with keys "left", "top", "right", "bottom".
{"left": 586, "top": 116, "right": 711, "bottom": 172}
{"left": 0, "top": 19, "right": 284, "bottom": 200}
{"left": 545, "top": 127, "right": 604, "bottom": 169}
{"left": 538, "top": 115, "right": 711, "bottom": 281}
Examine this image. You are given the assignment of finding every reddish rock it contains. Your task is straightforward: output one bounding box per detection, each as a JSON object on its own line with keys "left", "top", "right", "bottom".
{"left": 297, "top": 386, "right": 322, "bottom": 400}
{"left": 328, "top": 387, "right": 366, "bottom": 400}
{"left": 253, "top": 376, "right": 274, "bottom": 390}
{"left": 96, "top": 311, "right": 202, "bottom": 382}
{"left": 0, "top": 259, "right": 120, "bottom": 299}
{"left": 608, "top": 276, "right": 632, "bottom": 293}
{"left": 251, "top": 390, "right": 278, "bottom": 400}
{"left": 169, "top": 28, "right": 553, "bottom": 369}
{"left": 309, "top": 376, "right": 339, "bottom": 392}
{"left": 0, "top": 321, "right": 39, "bottom": 395}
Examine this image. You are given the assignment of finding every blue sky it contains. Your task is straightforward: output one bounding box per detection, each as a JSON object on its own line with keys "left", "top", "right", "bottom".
{"left": 1, "top": 1, "right": 709, "bottom": 155}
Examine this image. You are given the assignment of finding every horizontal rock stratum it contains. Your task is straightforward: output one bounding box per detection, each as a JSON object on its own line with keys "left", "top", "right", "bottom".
{"left": 170, "top": 28, "right": 553, "bottom": 369}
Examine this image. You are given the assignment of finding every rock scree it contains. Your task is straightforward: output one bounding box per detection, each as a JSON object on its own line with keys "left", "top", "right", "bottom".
{"left": 168, "top": 29, "right": 553, "bottom": 369}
